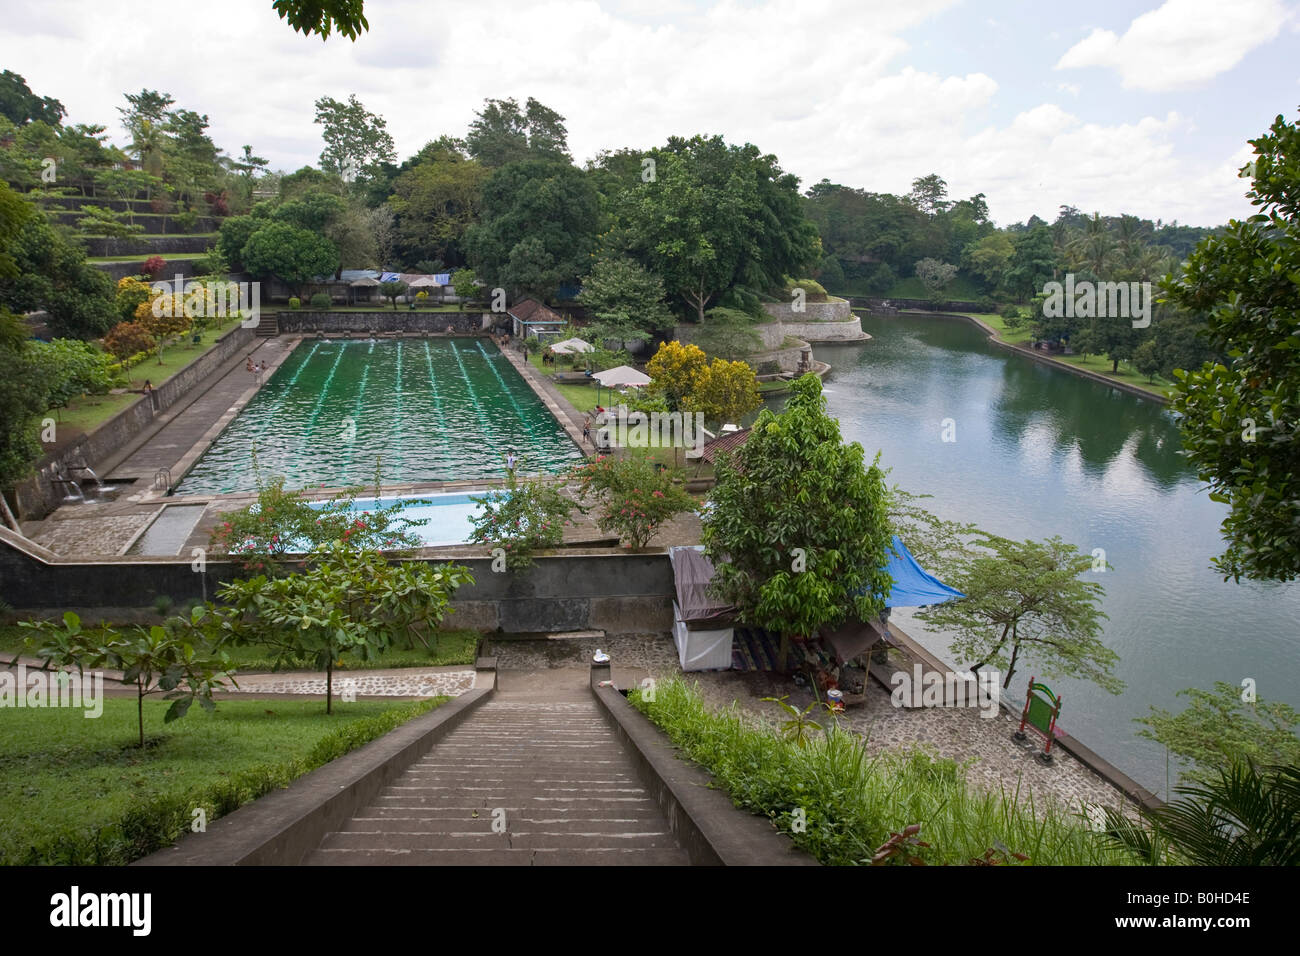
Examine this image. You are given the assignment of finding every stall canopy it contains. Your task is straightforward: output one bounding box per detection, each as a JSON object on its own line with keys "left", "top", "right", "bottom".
{"left": 669, "top": 547, "right": 735, "bottom": 625}
{"left": 879, "top": 535, "right": 965, "bottom": 608}
{"left": 550, "top": 337, "right": 594, "bottom": 355}
{"left": 592, "top": 365, "right": 651, "bottom": 387}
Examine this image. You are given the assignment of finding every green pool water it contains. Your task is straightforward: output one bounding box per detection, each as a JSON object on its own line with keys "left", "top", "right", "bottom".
{"left": 175, "top": 338, "right": 582, "bottom": 494}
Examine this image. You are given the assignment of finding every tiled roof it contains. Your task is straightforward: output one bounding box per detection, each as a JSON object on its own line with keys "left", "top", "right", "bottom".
{"left": 507, "top": 298, "right": 564, "bottom": 324}
{"left": 700, "top": 428, "right": 752, "bottom": 465}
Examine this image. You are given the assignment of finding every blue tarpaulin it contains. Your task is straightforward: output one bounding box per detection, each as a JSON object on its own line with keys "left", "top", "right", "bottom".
{"left": 881, "top": 535, "right": 964, "bottom": 608}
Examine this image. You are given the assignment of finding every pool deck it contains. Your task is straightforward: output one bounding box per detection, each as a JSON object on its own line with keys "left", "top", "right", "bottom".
{"left": 495, "top": 338, "right": 595, "bottom": 455}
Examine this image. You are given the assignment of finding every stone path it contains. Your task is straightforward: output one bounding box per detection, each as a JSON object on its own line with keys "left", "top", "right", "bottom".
{"left": 228, "top": 666, "right": 475, "bottom": 698}
{"left": 305, "top": 672, "right": 690, "bottom": 865}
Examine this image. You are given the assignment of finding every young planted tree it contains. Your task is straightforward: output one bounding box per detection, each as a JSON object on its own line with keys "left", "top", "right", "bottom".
{"left": 467, "top": 473, "right": 581, "bottom": 570}
{"left": 914, "top": 257, "right": 958, "bottom": 302}
{"left": 212, "top": 541, "right": 472, "bottom": 713}
{"left": 451, "top": 267, "right": 477, "bottom": 310}
{"left": 701, "top": 373, "right": 893, "bottom": 669}
{"left": 378, "top": 279, "right": 407, "bottom": 309}
{"left": 915, "top": 534, "right": 1121, "bottom": 693}
{"left": 20, "top": 609, "right": 235, "bottom": 748}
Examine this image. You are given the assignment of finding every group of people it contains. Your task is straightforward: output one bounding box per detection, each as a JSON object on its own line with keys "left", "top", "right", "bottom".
{"left": 246, "top": 356, "right": 268, "bottom": 376}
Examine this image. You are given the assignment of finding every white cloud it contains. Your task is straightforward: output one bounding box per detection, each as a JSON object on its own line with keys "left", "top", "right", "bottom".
{"left": 0, "top": 0, "right": 1263, "bottom": 227}
{"left": 1055, "top": 0, "right": 1290, "bottom": 91}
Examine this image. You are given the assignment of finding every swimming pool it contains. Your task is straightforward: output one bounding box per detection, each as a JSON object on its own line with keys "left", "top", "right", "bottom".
{"left": 175, "top": 338, "right": 582, "bottom": 494}
{"left": 315, "top": 494, "right": 482, "bottom": 547}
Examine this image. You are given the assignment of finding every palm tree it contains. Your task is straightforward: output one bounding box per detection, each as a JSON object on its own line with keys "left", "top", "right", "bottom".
{"left": 1066, "top": 213, "right": 1114, "bottom": 278}
{"left": 1102, "top": 760, "right": 1300, "bottom": 865}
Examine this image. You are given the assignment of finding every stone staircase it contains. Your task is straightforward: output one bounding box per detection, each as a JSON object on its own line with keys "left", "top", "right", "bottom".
{"left": 254, "top": 312, "right": 279, "bottom": 337}
{"left": 305, "top": 686, "right": 689, "bottom": 866}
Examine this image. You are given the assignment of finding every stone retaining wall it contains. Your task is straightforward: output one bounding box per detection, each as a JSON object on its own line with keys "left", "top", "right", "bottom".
{"left": 761, "top": 297, "right": 852, "bottom": 323}
{"left": 274, "top": 311, "right": 495, "bottom": 335}
{"left": 0, "top": 531, "right": 676, "bottom": 634}
{"left": 13, "top": 324, "right": 258, "bottom": 518}
{"left": 780, "top": 317, "right": 867, "bottom": 342}
{"left": 84, "top": 235, "right": 215, "bottom": 258}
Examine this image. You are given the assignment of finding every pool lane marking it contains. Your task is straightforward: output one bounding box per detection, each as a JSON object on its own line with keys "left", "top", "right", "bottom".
{"left": 343, "top": 341, "right": 373, "bottom": 480}
{"left": 296, "top": 341, "right": 350, "bottom": 480}
{"left": 448, "top": 338, "right": 496, "bottom": 448}
{"left": 391, "top": 339, "right": 405, "bottom": 477}
{"left": 422, "top": 341, "right": 455, "bottom": 469}
{"left": 474, "top": 340, "right": 548, "bottom": 460}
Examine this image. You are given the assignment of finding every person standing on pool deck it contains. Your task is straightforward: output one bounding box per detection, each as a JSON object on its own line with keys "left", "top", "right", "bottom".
{"left": 583, "top": 416, "right": 592, "bottom": 446}
{"left": 505, "top": 450, "right": 518, "bottom": 475}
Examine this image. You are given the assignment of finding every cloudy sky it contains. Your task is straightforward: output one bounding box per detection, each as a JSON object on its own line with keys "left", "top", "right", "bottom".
{"left": 4, "top": 0, "right": 1295, "bottom": 226}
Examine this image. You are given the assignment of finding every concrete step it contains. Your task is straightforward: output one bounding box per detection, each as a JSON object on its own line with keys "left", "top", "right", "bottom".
{"left": 338, "top": 815, "right": 670, "bottom": 834}
{"left": 318, "top": 830, "right": 680, "bottom": 851}
{"left": 304, "top": 847, "right": 691, "bottom": 866}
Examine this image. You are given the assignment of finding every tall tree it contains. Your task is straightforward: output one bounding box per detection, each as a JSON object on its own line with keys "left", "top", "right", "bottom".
{"left": 620, "top": 135, "right": 819, "bottom": 321}
{"left": 387, "top": 139, "right": 486, "bottom": 266}
{"left": 908, "top": 173, "right": 949, "bottom": 215}
{"left": 0, "top": 71, "right": 65, "bottom": 126}
{"left": 465, "top": 97, "right": 570, "bottom": 168}
{"left": 1162, "top": 110, "right": 1300, "bottom": 582}
{"left": 464, "top": 159, "right": 597, "bottom": 299}
{"left": 314, "top": 94, "right": 396, "bottom": 187}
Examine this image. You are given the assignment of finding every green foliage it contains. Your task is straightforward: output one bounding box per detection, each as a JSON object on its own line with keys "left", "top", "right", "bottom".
{"left": 701, "top": 374, "right": 892, "bottom": 653}
{"left": 451, "top": 267, "right": 477, "bottom": 308}
{"left": 28, "top": 338, "right": 118, "bottom": 409}
{"left": 388, "top": 142, "right": 486, "bottom": 267}
{"left": 760, "top": 694, "right": 830, "bottom": 748}
{"left": 1103, "top": 761, "right": 1300, "bottom": 866}
{"left": 19, "top": 610, "right": 235, "bottom": 748}
{"left": 378, "top": 279, "right": 406, "bottom": 308}
{"left": 0, "top": 70, "right": 66, "bottom": 126}
{"left": 577, "top": 256, "right": 674, "bottom": 335}
{"left": 465, "top": 159, "right": 598, "bottom": 299}
{"left": 313, "top": 93, "right": 394, "bottom": 189}
{"left": 619, "top": 136, "right": 819, "bottom": 321}
{"left": 75, "top": 204, "right": 144, "bottom": 238}
{"left": 916, "top": 533, "right": 1121, "bottom": 693}
{"left": 0, "top": 697, "right": 435, "bottom": 866}
{"left": 466, "top": 473, "right": 580, "bottom": 570}
{"left": 1135, "top": 681, "right": 1300, "bottom": 787}
{"left": 309, "top": 292, "right": 331, "bottom": 310}
{"left": 217, "top": 214, "right": 261, "bottom": 272}
{"left": 1161, "top": 109, "right": 1300, "bottom": 582}
{"left": 240, "top": 219, "right": 338, "bottom": 293}
{"left": 465, "top": 96, "right": 571, "bottom": 168}
{"left": 681, "top": 356, "right": 761, "bottom": 426}
{"left": 692, "top": 306, "right": 764, "bottom": 361}
{"left": 646, "top": 339, "right": 707, "bottom": 410}
{"left": 570, "top": 453, "right": 696, "bottom": 549}
{"left": 914, "top": 257, "right": 958, "bottom": 299}
{"left": 783, "top": 276, "right": 827, "bottom": 297}
{"left": 630, "top": 678, "right": 1131, "bottom": 866}
{"left": 210, "top": 541, "right": 472, "bottom": 712}
{"left": 288, "top": 296, "right": 301, "bottom": 309}
{"left": 272, "top": 0, "right": 370, "bottom": 41}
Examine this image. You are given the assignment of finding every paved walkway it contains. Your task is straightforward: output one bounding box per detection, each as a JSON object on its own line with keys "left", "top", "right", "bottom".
{"left": 105, "top": 336, "right": 297, "bottom": 485}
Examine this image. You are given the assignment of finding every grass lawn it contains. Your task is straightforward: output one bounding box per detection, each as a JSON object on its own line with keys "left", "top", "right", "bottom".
{"left": 44, "top": 321, "right": 240, "bottom": 438}
{"left": 525, "top": 352, "right": 606, "bottom": 412}
{"left": 0, "top": 697, "right": 442, "bottom": 865}
{"left": 87, "top": 254, "right": 200, "bottom": 264}
{"left": 0, "top": 624, "right": 480, "bottom": 672}
{"left": 962, "top": 312, "right": 1176, "bottom": 400}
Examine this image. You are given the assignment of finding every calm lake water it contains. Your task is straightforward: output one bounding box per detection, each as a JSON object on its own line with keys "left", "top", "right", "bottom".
{"left": 799, "top": 313, "right": 1300, "bottom": 797}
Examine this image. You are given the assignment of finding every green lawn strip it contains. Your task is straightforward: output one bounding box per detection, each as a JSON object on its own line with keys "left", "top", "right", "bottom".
{"left": 960, "top": 312, "right": 1175, "bottom": 400}
{"left": 0, "top": 624, "right": 480, "bottom": 671}
{"left": 524, "top": 352, "right": 606, "bottom": 412}
{"left": 43, "top": 322, "right": 241, "bottom": 436}
{"left": 0, "top": 696, "right": 443, "bottom": 865}
{"left": 629, "top": 677, "right": 1134, "bottom": 866}
{"left": 292, "top": 304, "right": 467, "bottom": 313}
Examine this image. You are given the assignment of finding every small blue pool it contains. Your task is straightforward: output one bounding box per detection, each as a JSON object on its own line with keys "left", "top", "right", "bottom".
{"left": 309, "top": 493, "right": 482, "bottom": 547}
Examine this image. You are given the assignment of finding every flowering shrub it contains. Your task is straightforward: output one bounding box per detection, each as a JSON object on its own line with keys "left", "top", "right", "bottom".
{"left": 466, "top": 474, "right": 581, "bottom": 571}
{"left": 115, "top": 276, "right": 153, "bottom": 321}
{"left": 141, "top": 255, "right": 167, "bottom": 279}
{"left": 569, "top": 454, "right": 697, "bottom": 550}
{"left": 103, "top": 321, "right": 155, "bottom": 360}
